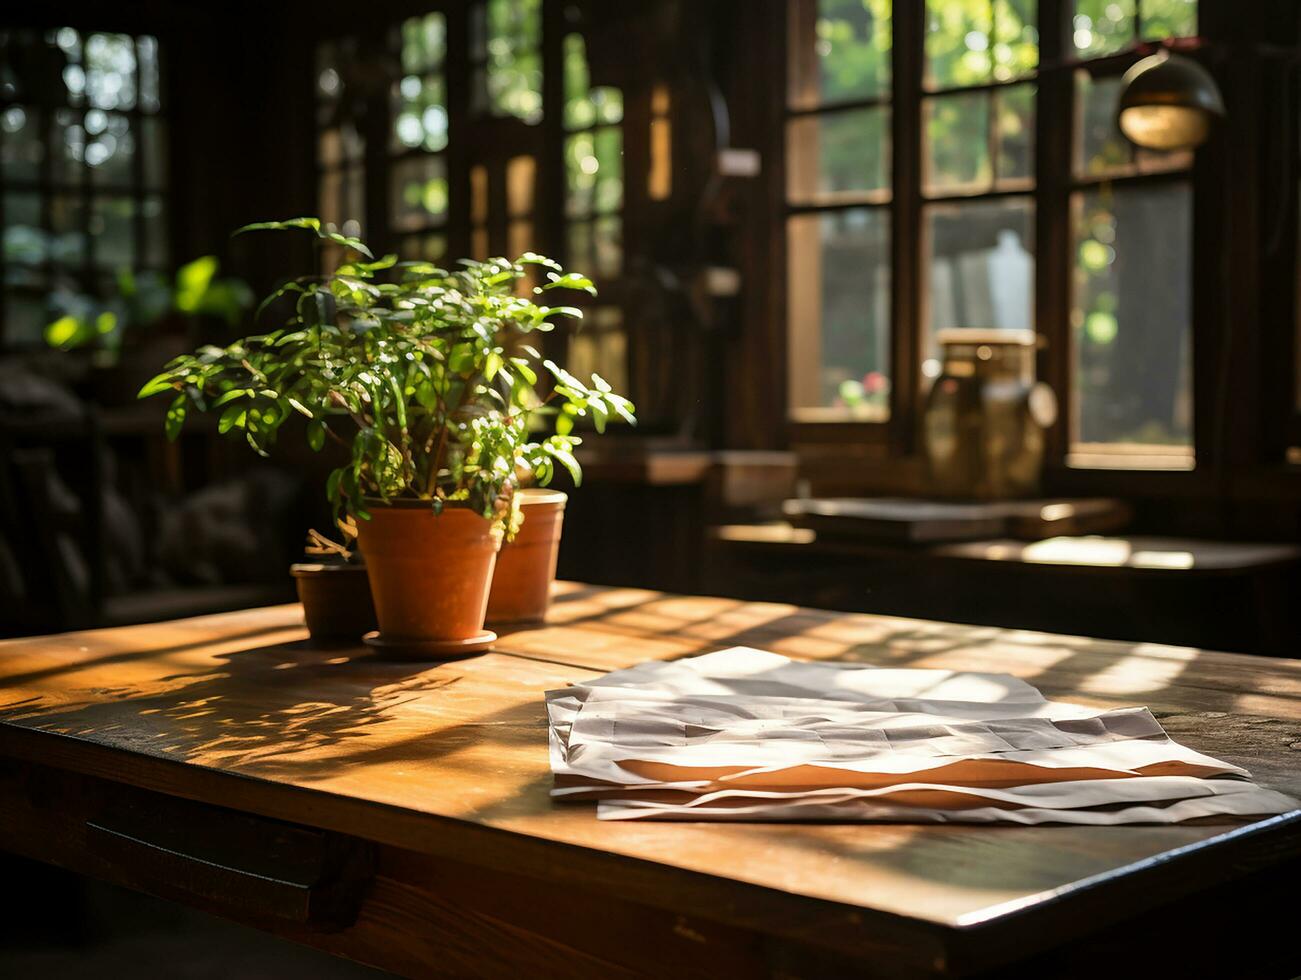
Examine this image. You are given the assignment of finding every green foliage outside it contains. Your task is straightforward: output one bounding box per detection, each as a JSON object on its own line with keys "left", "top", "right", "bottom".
{"left": 45, "top": 255, "right": 253, "bottom": 353}
{"left": 138, "top": 218, "right": 635, "bottom": 525}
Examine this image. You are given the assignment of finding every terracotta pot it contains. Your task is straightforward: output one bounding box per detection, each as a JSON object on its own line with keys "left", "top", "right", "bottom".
{"left": 487, "top": 489, "right": 567, "bottom": 625}
{"left": 290, "top": 562, "right": 377, "bottom": 642}
{"left": 354, "top": 502, "right": 501, "bottom": 657}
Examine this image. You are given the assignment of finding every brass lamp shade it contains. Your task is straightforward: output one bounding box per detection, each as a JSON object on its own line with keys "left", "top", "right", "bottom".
{"left": 1116, "top": 51, "right": 1225, "bottom": 151}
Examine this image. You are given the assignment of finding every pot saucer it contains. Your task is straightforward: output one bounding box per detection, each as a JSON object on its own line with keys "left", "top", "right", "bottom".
{"left": 362, "top": 629, "right": 496, "bottom": 660}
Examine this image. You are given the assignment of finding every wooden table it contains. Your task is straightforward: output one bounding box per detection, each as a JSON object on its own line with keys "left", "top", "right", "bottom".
{"left": 2, "top": 583, "right": 1299, "bottom": 978}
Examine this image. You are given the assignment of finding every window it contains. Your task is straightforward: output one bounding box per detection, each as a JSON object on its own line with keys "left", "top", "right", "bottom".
{"left": 472, "top": 0, "right": 542, "bottom": 124}
{"left": 315, "top": 37, "right": 365, "bottom": 272}
{"left": 921, "top": 0, "right": 1037, "bottom": 376}
{"left": 0, "top": 28, "right": 167, "bottom": 347}
{"left": 391, "top": 13, "right": 449, "bottom": 262}
{"left": 564, "top": 33, "right": 623, "bottom": 280}
{"left": 1069, "top": 0, "right": 1196, "bottom": 464}
{"left": 561, "top": 31, "right": 627, "bottom": 398}
{"left": 786, "top": 0, "right": 893, "bottom": 421}
{"left": 784, "top": 0, "right": 1201, "bottom": 471}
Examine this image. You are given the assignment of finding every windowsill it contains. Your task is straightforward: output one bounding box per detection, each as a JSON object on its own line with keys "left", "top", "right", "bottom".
{"left": 788, "top": 407, "right": 889, "bottom": 425}
{"left": 1065, "top": 444, "right": 1195, "bottom": 472}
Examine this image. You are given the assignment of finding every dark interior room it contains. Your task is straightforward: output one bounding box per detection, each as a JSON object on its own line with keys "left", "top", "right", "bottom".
{"left": 1, "top": 1, "right": 1299, "bottom": 977}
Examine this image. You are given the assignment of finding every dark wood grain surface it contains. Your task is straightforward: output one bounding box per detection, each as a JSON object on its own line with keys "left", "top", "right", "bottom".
{"left": 1, "top": 582, "right": 1299, "bottom": 976}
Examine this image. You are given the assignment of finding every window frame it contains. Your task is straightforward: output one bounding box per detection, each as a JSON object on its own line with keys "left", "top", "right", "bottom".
{"left": 782, "top": 0, "right": 1213, "bottom": 479}
{"left": 0, "top": 27, "right": 169, "bottom": 350}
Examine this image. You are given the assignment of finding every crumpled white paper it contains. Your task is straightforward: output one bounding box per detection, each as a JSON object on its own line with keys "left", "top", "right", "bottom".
{"left": 546, "top": 648, "right": 1297, "bottom": 824}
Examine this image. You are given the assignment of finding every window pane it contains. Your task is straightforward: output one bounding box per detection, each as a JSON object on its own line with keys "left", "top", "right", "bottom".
{"left": 1075, "top": 71, "right": 1132, "bottom": 176}
{"left": 993, "top": 0, "right": 1038, "bottom": 81}
{"left": 400, "top": 13, "right": 446, "bottom": 74}
{"left": 53, "top": 108, "right": 85, "bottom": 184}
{"left": 137, "top": 35, "right": 160, "bottom": 111}
{"left": 1140, "top": 0, "right": 1196, "bottom": 40}
{"left": 3, "top": 291, "right": 47, "bottom": 346}
{"left": 91, "top": 195, "right": 135, "bottom": 268}
{"left": 789, "top": 0, "right": 892, "bottom": 109}
{"left": 391, "top": 155, "right": 448, "bottom": 231}
{"left": 925, "top": 0, "right": 992, "bottom": 89}
{"left": 567, "top": 219, "right": 593, "bottom": 272}
{"left": 393, "top": 75, "right": 447, "bottom": 153}
{"left": 565, "top": 132, "right": 596, "bottom": 217}
{"left": 484, "top": 0, "right": 542, "bottom": 124}
{"left": 50, "top": 193, "right": 86, "bottom": 268}
{"left": 592, "top": 214, "right": 621, "bottom": 278}
{"left": 788, "top": 208, "right": 891, "bottom": 417}
{"left": 1, "top": 106, "right": 43, "bottom": 182}
{"left": 141, "top": 117, "right": 167, "bottom": 188}
{"left": 925, "top": 198, "right": 1034, "bottom": 366}
{"left": 1073, "top": 183, "right": 1192, "bottom": 449}
{"left": 143, "top": 194, "right": 167, "bottom": 267}
{"left": 593, "top": 127, "right": 623, "bottom": 214}
{"left": 85, "top": 33, "right": 137, "bottom": 111}
{"left": 87, "top": 111, "right": 134, "bottom": 186}
{"left": 1073, "top": 0, "right": 1136, "bottom": 58}
{"left": 925, "top": 92, "right": 990, "bottom": 194}
{"left": 788, "top": 106, "right": 890, "bottom": 203}
{"left": 995, "top": 83, "right": 1034, "bottom": 183}
{"left": 563, "top": 34, "right": 622, "bottom": 131}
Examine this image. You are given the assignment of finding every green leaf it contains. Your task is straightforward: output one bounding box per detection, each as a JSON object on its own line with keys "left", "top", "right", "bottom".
{"left": 165, "top": 394, "right": 187, "bottom": 441}
{"left": 233, "top": 217, "right": 321, "bottom": 236}
{"left": 307, "top": 419, "right": 326, "bottom": 452}
{"left": 44, "top": 314, "right": 87, "bottom": 349}
{"left": 518, "top": 252, "right": 563, "bottom": 272}
{"left": 550, "top": 446, "right": 582, "bottom": 486}
{"left": 540, "top": 272, "right": 597, "bottom": 296}
{"left": 326, "top": 232, "right": 374, "bottom": 259}
{"left": 218, "top": 404, "right": 247, "bottom": 434}
{"left": 137, "top": 371, "right": 177, "bottom": 399}
{"left": 174, "top": 255, "right": 218, "bottom": 313}
{"left": 210, "top": 388, "right": 250, "bottom": 408}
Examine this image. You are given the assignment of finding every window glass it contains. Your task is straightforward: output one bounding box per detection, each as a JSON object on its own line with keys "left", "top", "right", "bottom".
{"left": 1072, "top": 183, "right": 1192, "bottom": 449}
{"left": 564, "top": 33, "right": 623, "bottom": 280}
{"left": 788, "top": 208, "right": 892, "bottom": 418}
{"left": 0, "top": 28, "right": 167, "bottom": 348}
{"left": 787, "top": 0, "right": 893, "bottom": 419}
{"left": 924, "top": 198, "right": 1034, "bottom": 367}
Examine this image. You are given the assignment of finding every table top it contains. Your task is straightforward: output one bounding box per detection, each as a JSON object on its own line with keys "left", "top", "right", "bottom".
{"left": 2, "top": 582, "right": 1299, "bottom": 967}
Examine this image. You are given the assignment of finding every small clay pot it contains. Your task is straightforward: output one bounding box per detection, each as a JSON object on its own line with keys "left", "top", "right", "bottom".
{"left": 354, "top": 501, "right": 501, "bottom": 658}
{"left": 487, "top": 489, "right": 567, "bottom": 625}
{"left": 290, "top": 562, "right": 377, "bottom": 642}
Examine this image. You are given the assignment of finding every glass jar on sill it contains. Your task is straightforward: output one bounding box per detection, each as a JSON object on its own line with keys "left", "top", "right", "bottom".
{"left": 923, "top": 328, "right": 1057, "bottom": 500}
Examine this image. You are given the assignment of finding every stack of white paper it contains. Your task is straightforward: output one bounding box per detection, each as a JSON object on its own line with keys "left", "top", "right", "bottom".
{"left": 545, "top": 647, "right": 1296, "bottom": 823}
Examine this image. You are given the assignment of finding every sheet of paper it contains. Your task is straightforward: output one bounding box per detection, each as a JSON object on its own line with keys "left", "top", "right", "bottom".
{"left": 545, "top": 647, "right": 1298, "bottom": 825}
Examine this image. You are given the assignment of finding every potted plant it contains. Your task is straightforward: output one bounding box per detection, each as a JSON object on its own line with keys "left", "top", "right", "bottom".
{"left": 291, "top": 525, "right": 378, "bottom": 642}
{"left": 139, "top": 218, "right": 633, "bottom": 657}
{"left": 486, "top": 487, "right": 568, "bottom": 625}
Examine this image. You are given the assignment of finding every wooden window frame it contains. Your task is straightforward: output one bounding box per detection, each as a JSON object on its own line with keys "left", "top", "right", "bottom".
{"left": 0, "top": 28, "right": 168, "bottom": 350}
{"left": 779, "top": 0, "right": 1268, "bottom": 492}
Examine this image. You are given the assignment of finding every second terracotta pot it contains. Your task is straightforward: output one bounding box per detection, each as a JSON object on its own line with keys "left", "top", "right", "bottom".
{"left": 354, "top": 502, "right": 501, "bottom": 656}
{"left": 290, "top": 562, "right": 377, "bottom": 642}
{"left": 487, "top": 489, "right": 567, "bottom": 625}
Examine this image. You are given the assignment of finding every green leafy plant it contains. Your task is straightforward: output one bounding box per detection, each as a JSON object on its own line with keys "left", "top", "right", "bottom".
{"left": 139, "top": 218, "right": 634, "bottom": 525}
